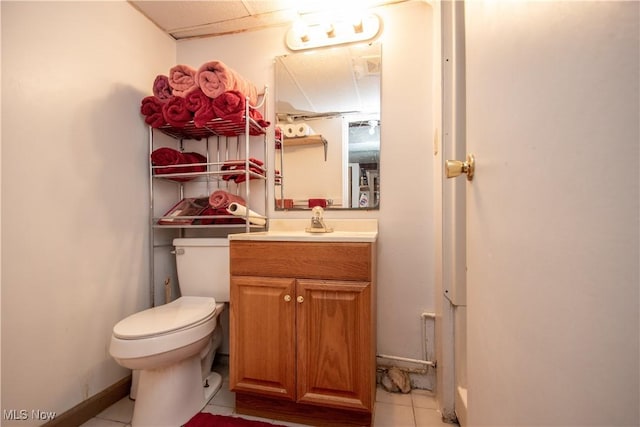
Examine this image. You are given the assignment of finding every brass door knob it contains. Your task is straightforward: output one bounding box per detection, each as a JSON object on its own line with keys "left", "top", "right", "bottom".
{"left": 297, "top": 296, "right": 304, "bottom": 303}
{"left": 446, "top": 154, "right": 475, "bottom": 181}
{"left": 284, "top": 295, "right": 292, "bottom": 302}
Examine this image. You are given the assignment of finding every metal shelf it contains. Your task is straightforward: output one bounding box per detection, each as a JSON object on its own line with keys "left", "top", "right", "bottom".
{"left": 157, "top": 116, "right": 267, "bottom": 140}
{"left": 147, "top": 88, "right": 270, "bottom": 306}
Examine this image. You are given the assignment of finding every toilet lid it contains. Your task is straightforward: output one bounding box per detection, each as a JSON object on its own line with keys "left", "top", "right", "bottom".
{"left": 113, "top": 296, "right": 217, "bottom": 339}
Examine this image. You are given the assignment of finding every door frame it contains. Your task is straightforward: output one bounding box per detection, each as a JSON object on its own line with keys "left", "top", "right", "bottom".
{"left": 434, "top": 0, "right": 468, "bottom": 424}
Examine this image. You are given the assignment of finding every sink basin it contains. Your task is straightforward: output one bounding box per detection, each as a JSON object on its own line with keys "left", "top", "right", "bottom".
{"left": 228, "top": 219, "right": 378, "bottom": 242}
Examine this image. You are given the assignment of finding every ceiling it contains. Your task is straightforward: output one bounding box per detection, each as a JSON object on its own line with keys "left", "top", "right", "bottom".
{"left": 129, "top": 0, "right": 407, "bottom": 40}
{"left": 275, "top": 43, "right": 381, "bottom": 116}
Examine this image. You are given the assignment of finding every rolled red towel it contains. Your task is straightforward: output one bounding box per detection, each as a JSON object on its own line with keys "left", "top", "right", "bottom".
{"left": 168, "top": 64, "right": 199, "bottom": 97}
{"left": 212, "top": 90, "right": 245, "bottom": 124}
{"left": 209, "top": 190, "right": 246, "bottom": 209}
{"left": 140, "top": 96, "right": 166, "bottom": 128}
{"left": 185, "top": 88, "right": 216, "bottom": 128}
{"left": 196, "top": 60, "right": 258, "bottom": 106}
{"left": 211, "top": 91, "right": 270, "bottom": 135}
{"left": 162, "top": 96, "right": 193, "bottom": 128}
{"left": 152, "top": 75, "right": 173, "bottom": 103}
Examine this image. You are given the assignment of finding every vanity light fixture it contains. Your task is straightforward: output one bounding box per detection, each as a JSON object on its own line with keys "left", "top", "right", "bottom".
{"left": 286, "top": 13, "right": 381, "bottom": 51}
{"left": 352, "top": 17, "right": 364, "bottom": 34}
{"left": 326, "top": 23, "right": 336, "bottom": 38}
{"left": 292, "top": 19, "right": 310, "bottom": 43}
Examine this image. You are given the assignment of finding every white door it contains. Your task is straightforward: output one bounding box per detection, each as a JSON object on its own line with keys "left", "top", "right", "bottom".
{"left": 463, "top": 1, "right": 639, "bottom": 426}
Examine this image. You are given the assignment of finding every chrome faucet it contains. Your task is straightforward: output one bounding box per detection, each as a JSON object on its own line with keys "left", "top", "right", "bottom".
{"left": 305, "top": 206, "right": 333, "bottom": 233}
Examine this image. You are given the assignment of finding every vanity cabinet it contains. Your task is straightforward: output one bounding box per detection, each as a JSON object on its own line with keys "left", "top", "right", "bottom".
{"left": 229, "top": 240, "right": 376, "bottom": 427}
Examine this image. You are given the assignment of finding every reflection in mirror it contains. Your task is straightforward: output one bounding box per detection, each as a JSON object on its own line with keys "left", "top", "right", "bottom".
{"left": 274, "top": 43, "right": 381, "bottom": 210}
{"left": 348, "top": 118, "right": 380, "bottom": 208}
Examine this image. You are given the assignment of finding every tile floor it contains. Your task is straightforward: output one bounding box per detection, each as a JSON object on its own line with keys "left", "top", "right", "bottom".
{"left": 81, "top": 362, "right": 455, "bottom": 427}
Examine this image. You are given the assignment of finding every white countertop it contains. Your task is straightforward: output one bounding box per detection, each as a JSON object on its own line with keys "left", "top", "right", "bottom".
{"left": 228, "top": 219, "right": 378, "bottom": 242}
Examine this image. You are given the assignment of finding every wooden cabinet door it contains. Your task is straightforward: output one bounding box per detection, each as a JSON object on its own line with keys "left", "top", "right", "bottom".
{"left": 295, "top": 279, "right": 373, "bottom": 411}
{"left": 230, "top": 276, "right": 296, "bottom": 400}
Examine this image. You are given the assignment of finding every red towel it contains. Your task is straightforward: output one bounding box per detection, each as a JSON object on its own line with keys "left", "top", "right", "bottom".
{"left": 196, "top": 60, "right": 258, "bottom": 106}
{"left": 162, "top": 96, "right": 193, "bottom": 128}
{"left": 276, "top": 198, "right": 293, "bottom": 209}
{"left": 233, "top": 167, "right": 264, "bottom": 183}
{"left": 308, "top": 198, "right": 327, "bottom": 208}
{"left": 182, "top": 152, "right": 208, "bottom": 174}
{"left": 168, "top": 64, "right": 199, "bottom": 97}
{"left": 195, "top": 207, "right": 245, "bottom": 225}
{"left": 249, "top": 109, "right": 271, "bottom": 131}
{"left": 211, "top": 90, "right": 245, "bottom": 123}
{"left": 158, "top": 197, "right": 209, "bottom": 225}
{"left": 221, "top": 158, "right": 264, "bottom": 183}
{"left": 151, "top": 147, "right": 181, "bottom": 175}
{"left": 209, "top": 190, "right": 246, "bottom": 209}
{"left": 185, "top": 413, "right": 282, "bottom": 427}
{"left": 185, "top": 88, "right": 216, "bottom": 128}
{"left": 140, "top": 96, "right": 166, "bottom": 128}
{"left": 211, "top": 91, "right": 270, "bottom": 135}
{"left": 151, "top": 147, "right": 207, "bottom": 182}
{"left": 152, "top": 75, "right": 173, "bottom": 103}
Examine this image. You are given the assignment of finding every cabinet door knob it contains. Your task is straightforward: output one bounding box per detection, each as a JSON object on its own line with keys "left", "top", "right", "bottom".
{"left": 284, "top": 295, "right": 292, "bottom": 302}
{"left": 297, "top": 296, "right": 304, "bottom": 303}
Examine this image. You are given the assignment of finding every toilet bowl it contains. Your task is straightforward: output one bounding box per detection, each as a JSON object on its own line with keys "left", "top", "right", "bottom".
{"left": 110, "top": 297, "right": 224, "bottom": 426}
{"left": 110, "top": 238, "right": 230, "bottom": 427}
{"left": 110, "top": 296, "right": 221, "bottom": 369}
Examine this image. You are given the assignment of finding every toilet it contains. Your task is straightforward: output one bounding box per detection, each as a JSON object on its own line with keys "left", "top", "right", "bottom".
{"left": 109, "top": 238, "right": 229, "bottom": 427}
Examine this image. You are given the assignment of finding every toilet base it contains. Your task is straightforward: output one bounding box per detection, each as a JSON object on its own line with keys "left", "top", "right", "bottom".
{"left": 131, "top": 353, "right": 211, "bottom": 427}
{"left": 203, "top": 371, "right": 222, "bottom": 404}
{"left": 129, "top": 333, "right": 221, "bottom": 401}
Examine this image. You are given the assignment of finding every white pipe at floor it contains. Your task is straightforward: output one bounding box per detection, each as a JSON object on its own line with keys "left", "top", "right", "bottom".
{"left": 421, "top": 312, "right": 436, "bottom": 367}
{"left": 376, "top": 312, "right": 438, "bottom": 369}
{"left": 376, "top": 354, "right": 436, "bottom": 368}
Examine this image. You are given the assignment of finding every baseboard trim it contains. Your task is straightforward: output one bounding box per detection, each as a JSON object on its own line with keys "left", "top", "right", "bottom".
{"left": 42, "top": 375, "right": 132, "bottom": 427}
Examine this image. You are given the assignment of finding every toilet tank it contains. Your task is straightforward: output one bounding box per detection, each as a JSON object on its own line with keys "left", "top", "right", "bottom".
{"left": 173, "top": 238, "right": 229, "bottom": 302}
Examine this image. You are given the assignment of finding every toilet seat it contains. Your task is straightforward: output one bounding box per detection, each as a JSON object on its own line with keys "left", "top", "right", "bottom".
{"left": 113, "top": 296, "right": 217, "bottom": 339}
{"left": 110, "top": 297, "right": 222, "bottom": 362}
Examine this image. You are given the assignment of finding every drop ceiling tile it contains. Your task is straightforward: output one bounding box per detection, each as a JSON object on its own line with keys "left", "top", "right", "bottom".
{"left": 242, "top": 0, "right": 300, "bottom": 15}
{"left": 131, "top": 1, "right": 250, "bottom": 31}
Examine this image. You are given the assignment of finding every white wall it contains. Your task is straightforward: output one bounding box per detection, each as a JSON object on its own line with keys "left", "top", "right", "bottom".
{"left": 1, "top": 2, "right": 175, "bottom": 424}
{"left": 280, "top": 116, "right": 344, "bottom": 205}
{"left": 176, "top": 0, "right": 435, "bottom": 366}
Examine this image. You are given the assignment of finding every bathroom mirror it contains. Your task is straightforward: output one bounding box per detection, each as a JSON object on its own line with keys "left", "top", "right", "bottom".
{"left": 275, "top": 43, "right": 381, "bottom": 210}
